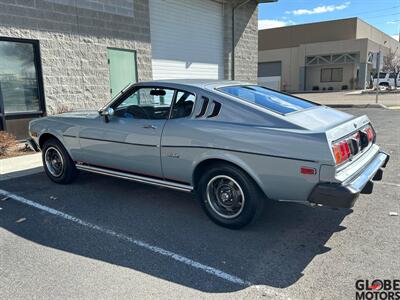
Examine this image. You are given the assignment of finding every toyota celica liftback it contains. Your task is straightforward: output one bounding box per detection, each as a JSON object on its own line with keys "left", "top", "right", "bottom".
{"left": 28, "top": 80, "right": 390, "bottom": 229}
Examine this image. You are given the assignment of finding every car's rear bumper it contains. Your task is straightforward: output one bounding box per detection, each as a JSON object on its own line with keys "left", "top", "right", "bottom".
{"left": 308, "top": 151, "right": 390, "bottom": 208}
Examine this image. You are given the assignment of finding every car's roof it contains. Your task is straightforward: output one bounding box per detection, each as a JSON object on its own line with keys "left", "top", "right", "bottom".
{"left": 137, "top": 79, "right": 251, "bottom": 89}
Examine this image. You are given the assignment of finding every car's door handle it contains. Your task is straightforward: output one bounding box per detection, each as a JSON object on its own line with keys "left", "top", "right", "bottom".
{"left": 142, "top": 124, "right": 157, "bottom": 129}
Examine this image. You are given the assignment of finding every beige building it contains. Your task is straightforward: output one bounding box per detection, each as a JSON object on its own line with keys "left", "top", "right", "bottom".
{"left": 258, "top": 18, "right": 399, "bottom": 92}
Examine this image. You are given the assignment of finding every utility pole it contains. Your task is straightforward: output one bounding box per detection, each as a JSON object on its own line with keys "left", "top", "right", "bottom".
{"left": 376, "top": 41, "right": 388, "bottom": 104}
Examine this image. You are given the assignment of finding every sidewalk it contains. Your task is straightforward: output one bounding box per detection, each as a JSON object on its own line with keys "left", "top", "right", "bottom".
{"left": 295, "top": 91, "right": 399, "bottom": 107}
{"left": 0, "top": 153, "right": 43, "bottom": 181}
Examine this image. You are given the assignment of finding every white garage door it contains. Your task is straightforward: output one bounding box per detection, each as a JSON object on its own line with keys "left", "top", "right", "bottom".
{"left": 149, "top": 0, "right": 224, "bottom": 80}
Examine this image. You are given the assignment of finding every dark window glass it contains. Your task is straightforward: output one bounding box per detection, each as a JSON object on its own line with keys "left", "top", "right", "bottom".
{"left": 113, "top": 87, "right": 175, "bottom": 120}
{"left": 321, "top": 68, "right": 343, "bottom": 82}
{"left": 320, "top": 68, "right": 331, "bottom": 82}
{"left": 373, "top": 72, "right": 387, "bottom": 79}
{"left": 218, "top": 85, "right": 317, "bottom": 114}
{"left": 258, "top": 61, "right": 281, "bottom": 77}
{"left": 331, "top": 68, "right": 343, "bottom": 82}
{"left": 171, "top": 91, "right": 195, "bottom": 119}
{"left": 0, "top": 41, "right": 41, "bottom": 113}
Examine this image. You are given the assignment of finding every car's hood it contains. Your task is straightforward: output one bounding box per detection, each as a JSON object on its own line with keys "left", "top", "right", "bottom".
{"left": 284, "top": 106, "right": 354, "bottom": 131}
{"left": 52, "top": 110, "right": 100, "bottom": 119}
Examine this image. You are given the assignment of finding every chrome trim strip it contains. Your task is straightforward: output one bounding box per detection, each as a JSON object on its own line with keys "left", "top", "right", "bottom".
{"left": 79, "top": 136, "right": 157, "bottom": 148}
{"left": 75, "top": 164, "right": 193, "bottom": 192}
{"left": 162, "top": 145, "right": 317, "bottom": 163}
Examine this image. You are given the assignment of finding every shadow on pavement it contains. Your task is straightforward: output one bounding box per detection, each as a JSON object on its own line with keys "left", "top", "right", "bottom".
{"left": 0, "top": 172, "right": 351, "bottom": 292}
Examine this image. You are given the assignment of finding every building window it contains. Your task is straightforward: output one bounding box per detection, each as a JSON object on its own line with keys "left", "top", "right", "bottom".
{"left": 0, "top": 37, "right": 45, "bottom": 139}
{"left": 321, "top": 68, "right": 343, "bottom": 82}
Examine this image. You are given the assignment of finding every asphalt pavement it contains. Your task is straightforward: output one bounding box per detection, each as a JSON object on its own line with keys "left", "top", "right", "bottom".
{"left": 0, "top": 108, "right": 399, "bottom": 299}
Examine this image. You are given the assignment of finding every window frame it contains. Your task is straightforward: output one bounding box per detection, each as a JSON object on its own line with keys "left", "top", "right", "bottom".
{"left": 110, "top": 85, "right": 197, "bottom": 120}
{"left": 320, "top": 67, "right": 343, "bottom": 83}
{"left": 0, "top": 36, "right": 46, "bottom": 137}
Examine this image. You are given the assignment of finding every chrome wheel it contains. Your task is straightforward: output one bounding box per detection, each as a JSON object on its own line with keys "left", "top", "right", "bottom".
{"left": 45, "top": 147, "right": 64, "bottom": 177}
{"left": 206, "top": 175, "right": 245, "bottom": 219}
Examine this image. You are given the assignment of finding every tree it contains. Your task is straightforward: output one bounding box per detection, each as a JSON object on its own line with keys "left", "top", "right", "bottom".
{"left": 382, "top": 49, "right": 400, "bottom": 87}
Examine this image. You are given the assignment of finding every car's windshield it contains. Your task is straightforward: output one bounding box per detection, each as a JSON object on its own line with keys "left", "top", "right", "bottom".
{"left": 218, "top": 85, "right": 318, "bottom": 114}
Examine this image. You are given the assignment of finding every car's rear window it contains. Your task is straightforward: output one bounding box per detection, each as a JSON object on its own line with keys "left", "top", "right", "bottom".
{"left": 218, "top": 85, "right": 318, "bottom": 114}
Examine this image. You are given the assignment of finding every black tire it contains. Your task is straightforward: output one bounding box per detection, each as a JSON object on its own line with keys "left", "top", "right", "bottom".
{"left": 42, "top": 138, "right": 77, "bottom": 184}
{"left": 196, "top": 163, "right": 265, "bottom": 229}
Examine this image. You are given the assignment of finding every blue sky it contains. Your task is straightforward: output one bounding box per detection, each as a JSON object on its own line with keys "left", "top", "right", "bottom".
{"left": 258, "top": 0, "right": 400, "bottom": 41}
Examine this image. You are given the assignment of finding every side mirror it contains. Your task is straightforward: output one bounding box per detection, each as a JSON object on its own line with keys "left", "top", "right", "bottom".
{"left": 100, "top": 107, "right": 114, "bottom": 123}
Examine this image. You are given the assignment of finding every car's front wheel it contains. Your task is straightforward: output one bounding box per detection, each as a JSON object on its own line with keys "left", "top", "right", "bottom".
{"left": 197, "top": 164, "right": 264, "bottom": 229}
{"left": 42, "top": 138, "right": 77, "bottom": 184}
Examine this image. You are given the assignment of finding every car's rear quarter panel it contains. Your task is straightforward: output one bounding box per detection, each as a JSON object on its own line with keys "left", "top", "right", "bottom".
{"left": 161, "top": 118, "right": 331, "bottom": 202}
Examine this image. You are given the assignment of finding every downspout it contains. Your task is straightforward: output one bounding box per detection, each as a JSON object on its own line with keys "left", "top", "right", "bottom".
{"left": 232, "top": 0, "right": 252, "bottom": 80}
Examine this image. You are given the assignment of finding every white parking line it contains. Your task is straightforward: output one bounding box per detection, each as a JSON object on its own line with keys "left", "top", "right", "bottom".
{"left": 0, "top": 189, "right": 251, "bottom": 287}
{"left": 377, "top": 181, "right": 400, "bottom": 187}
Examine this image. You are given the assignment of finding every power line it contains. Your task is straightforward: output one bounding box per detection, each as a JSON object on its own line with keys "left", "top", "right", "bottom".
{"left": 339, "top": 5, "right": 400, "bottom": 18}
{"left": 362, "top": 12, "right": 400, "bottom": 20}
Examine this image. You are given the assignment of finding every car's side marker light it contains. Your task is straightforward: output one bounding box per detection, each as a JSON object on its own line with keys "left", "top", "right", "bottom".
{"left": 300, "top": 167, "right": 317, "bottom": 175}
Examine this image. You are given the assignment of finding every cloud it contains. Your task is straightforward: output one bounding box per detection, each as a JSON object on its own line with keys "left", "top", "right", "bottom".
{"left": 286, "top": 1, "right": 350, "bottom": 15}
{"left": 258, "top": 19, "right": 295, "bottom": 30}
{"left": 391, "top": 34, "right": 399, "bottom": 41}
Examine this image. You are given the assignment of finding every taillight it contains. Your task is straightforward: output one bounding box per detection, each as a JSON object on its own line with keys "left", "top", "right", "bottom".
{"left": 332, "top": 124, "right": 375, "bottom": 165}
{"left": 332, "top": 140, "right": 351, "bottom": 165}
{"left": 364, "top": 126, "right": 375, "bottom": 142}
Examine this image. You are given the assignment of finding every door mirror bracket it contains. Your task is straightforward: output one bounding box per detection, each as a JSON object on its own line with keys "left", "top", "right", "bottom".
{"left": 99, "top": 107, "right": 114, "bottom": 123}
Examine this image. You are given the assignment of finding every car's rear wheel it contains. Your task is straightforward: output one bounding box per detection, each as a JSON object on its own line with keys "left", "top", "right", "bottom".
{"left": 197, "top": 163, "right": 264, "bottom": 229}
{"left": 42, "top": 138, "right": 77, "bottom": 184}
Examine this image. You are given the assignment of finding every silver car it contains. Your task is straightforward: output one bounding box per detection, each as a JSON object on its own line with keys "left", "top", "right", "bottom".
{"left": 28, "top": 80, "right": 390, "bottom": 229}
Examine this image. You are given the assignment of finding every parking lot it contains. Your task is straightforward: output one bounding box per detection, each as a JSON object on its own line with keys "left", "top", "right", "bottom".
{"left": 1, "top": 108, "right": 399, "bottom": 299}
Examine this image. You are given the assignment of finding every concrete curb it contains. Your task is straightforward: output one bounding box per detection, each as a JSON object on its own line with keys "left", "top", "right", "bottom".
{"left": 0, "top": 153, "right": 43, "bottom": 181}
{"left": 0, "top": 166, "right": 43, "bottom": 181}
{"left": 327, "top": 103, "right": 388, "bottom": 109}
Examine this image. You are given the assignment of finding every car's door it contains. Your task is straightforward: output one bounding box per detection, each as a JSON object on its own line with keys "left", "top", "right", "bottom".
{"left": 78, "top": 86, "right": 176, "bottom": 178}
{"left": 161, "top": 89, "right": 197, "bottom": 183}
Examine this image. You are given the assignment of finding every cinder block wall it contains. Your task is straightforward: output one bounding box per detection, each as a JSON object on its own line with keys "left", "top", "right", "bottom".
{"left": 223, "top": 0, "right": 258, "bottom": 82}
{"left": 0, "top": 0, "right": 152, "bottom": 114}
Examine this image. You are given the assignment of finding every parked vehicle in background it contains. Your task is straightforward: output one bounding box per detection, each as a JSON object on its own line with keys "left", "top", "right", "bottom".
{"left": 28, "top": 80, "right": 389, "bottom": 229}
{"left": 373, "top": 72, "right": 400, "bottom": 88}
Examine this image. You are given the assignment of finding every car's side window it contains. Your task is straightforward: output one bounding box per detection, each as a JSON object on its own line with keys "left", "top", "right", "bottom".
{"left": 171, "top": 91, "right": 195, "bottom": 119}
{"left": 113, "top": 87, "right": 175, "bottom": 120}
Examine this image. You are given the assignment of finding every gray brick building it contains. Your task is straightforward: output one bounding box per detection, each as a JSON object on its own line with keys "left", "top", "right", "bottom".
{"left": 0, "top": 0, "right": 264, "bottom": 139}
